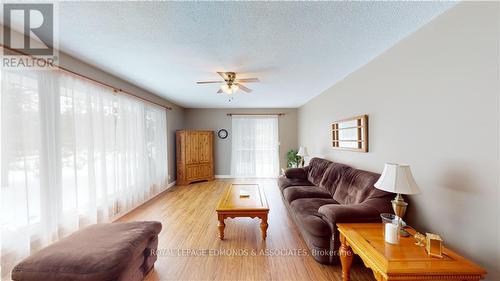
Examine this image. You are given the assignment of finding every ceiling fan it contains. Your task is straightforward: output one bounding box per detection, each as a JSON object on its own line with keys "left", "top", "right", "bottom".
{"left": 197, "top": 72, "right": 259, "bottom": 95}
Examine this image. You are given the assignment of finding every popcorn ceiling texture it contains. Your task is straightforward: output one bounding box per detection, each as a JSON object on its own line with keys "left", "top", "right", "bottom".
{"left": 48, "top": 1, "right": 456, "bottom": 108}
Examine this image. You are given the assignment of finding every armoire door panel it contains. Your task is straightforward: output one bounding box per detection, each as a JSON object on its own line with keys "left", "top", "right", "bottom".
{"left": 186, "top": 164, "right": 199, "bottom": 180}
{"left": 198, "top": 132, "right": 212, "bottom": 163}
{"left": 198, "top": 164, "right": 212, "bottom": 179}
{"left": 186, "top": 131, "right": 199, "bottom": 164}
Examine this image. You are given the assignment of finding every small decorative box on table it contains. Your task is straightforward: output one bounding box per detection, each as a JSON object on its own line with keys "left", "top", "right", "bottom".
{"left": 216, "top": 184, "right": 269, "bottom": 240}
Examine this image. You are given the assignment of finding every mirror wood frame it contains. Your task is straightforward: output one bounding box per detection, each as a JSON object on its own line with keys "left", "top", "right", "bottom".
{"left": 331, "top": 114, "right": 368, "bottom": 152}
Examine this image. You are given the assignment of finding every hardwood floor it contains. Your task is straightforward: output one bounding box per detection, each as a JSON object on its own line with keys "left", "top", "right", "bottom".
{"left": 118, "top": 179, "right": 375, "bottom": 281}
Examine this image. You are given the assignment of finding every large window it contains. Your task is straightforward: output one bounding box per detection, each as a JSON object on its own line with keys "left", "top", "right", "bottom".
{"left": 1, "top": 69, "right": 168, "bottom": 279}
{"left": 231, "top": 115, "right": 280, "bottom": 178}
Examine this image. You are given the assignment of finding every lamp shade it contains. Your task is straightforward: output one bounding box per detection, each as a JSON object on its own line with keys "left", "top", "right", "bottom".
{"left": 374, "top": 163, "right": 420, "bottom": 195}
{"left": 297, "top": 146, "right": 309, "bottom": 157}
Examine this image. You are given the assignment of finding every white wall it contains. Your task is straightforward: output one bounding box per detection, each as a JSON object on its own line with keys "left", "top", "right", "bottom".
{"left": 184, "top": 108, "right": 298, "bottom": 175}
{"left": 298, "top": 2, "right": 499, "bottom": 280}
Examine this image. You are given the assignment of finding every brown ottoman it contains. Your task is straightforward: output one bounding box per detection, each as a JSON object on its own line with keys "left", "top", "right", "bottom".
{"left": 11, "top": 221, "right": 162, "bottom": 281}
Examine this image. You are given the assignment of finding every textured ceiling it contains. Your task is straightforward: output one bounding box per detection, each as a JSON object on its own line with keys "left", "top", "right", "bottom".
{"left": 12, "top": 1, "right": 458, "bottom": 108}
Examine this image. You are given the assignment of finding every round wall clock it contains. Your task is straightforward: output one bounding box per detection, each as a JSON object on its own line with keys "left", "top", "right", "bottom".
{"left": 217, "top": 129, "right": 228, "bottom": 139}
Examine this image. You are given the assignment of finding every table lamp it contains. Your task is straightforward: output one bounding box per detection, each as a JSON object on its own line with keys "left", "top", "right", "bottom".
{"left": 374, "top": 163, "right": 420, "bottom": 219}
{"left": 297, "top": 146, "right": 309, "bottom": 167}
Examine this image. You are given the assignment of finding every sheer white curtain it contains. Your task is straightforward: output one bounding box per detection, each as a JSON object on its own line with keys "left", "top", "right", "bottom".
{"left": 0, "top": 69, "right": 168, "bottom": 279}
{"left": 231, "top": 115, "right": 279, "bottom": 178}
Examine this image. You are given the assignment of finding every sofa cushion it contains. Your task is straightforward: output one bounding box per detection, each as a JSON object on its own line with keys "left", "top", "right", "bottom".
{"left": 333, "top": 168, "right": 385, "bottom": 205}
{"left": 284, "top": 167, "right": 308, "bottom": 180}
{"left": 319, "top": 162, "right": 351, "bottom": 195}
{"left": 307, "top": 158, "right": 333, "bottom": 186}
{"left": 12, "top": 221, "right": 162, "bottom": 281}
{"left": 283, "top": 185, "right": 332, "bottom": 203}
{"left": 318, "top": 203, "right": 382, "bottom": 224}
{"left": 278, "top": 176, "right": 313, "bottom": 191}
{"left": 290, "top": 198, "right": 338, "bottom": 237}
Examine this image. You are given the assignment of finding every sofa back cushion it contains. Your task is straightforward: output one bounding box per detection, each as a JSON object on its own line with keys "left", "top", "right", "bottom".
{"left": 319, "top": 162, "right": 351, "bottom": 195}
{"left": 333, "top": 168, "right": 388, "bottom": 205}
{"left": 306, "top": 157, "right": 332, "bottom": 186}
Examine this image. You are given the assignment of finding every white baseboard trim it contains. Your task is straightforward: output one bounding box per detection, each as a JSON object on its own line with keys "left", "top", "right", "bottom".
{"left": 112, "top": 181, "right": 177, "bottom": 222}
{"left": 215, "top": 175, "right": 234, "bottom": 179}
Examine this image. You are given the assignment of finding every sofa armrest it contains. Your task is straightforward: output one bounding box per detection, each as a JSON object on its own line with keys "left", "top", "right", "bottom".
{"left": 284, "top": 167, "right": 308, "bottom": 180}
{"left": 318, "top": 203, "right": 381, "bottom": 224}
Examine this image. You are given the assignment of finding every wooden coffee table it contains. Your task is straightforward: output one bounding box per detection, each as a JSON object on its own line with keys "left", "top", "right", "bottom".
{"left": 337, "top": 223, "right": 486, "bottom": 281}
{"left": 216, "top": 184, "right": 269, "bottom": 240}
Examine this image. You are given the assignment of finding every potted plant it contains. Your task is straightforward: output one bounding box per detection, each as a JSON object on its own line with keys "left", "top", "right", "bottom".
{"left": 286, "top": 149, "right": 301, "bottom": 168}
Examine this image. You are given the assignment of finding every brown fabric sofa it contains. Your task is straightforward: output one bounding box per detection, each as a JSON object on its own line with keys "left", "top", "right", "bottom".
{"left": 11, "top": 221, "right": 162, "bottom": 281}
{"left": 278, "top": 157, "right": 393, "bottom": 264}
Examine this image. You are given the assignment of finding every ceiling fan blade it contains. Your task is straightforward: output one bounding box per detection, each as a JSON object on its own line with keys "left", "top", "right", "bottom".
{"left": 234, "top": 78, "right": 260, "bottom": 83}
{"left": 196, "top": 81, "right": 224, "bottom": 84}
{"left": 217, "top": 72, "right": 228, "bottom": 81}
{"left": 217, "top": 88, "right": 223, "bottom": 94}
{"left": 235, "top": 83, "right": 252, "bottom": 93}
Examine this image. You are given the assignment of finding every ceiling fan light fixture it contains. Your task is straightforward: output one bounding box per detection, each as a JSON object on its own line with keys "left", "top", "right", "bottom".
{"left": 198, "top": 71, "right": 257, "bottom": 95}
{"left": 220, "top": 84, "right": 229, "bottom": 94}
{"left": 220, "top": 84, "right": 238, "bottom": 95}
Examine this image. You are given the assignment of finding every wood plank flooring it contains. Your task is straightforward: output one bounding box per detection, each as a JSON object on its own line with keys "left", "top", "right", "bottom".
{"left": 118, "top": 179, "right": 375, "bottom": 281}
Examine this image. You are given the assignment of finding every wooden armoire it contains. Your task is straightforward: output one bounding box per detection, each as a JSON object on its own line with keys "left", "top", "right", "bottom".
{"left": 176, "top": 130, "right": 214, "bottom": 185}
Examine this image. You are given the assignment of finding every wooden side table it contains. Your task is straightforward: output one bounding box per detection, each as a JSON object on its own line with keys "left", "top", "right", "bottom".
{"left": 336, "top": 223, "right": 486, "bottom": 281}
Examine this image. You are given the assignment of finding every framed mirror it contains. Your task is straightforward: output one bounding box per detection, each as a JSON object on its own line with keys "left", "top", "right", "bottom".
{"left": 332, "top": 115, "right": 368, "bottom": 152}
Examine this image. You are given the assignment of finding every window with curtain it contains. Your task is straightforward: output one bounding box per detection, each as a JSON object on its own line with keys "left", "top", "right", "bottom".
{"left": 231, "top": 115, "right": 280, "bottom": 178}
{"left": 0, "top": 69, "right": 168, "bottom": 279}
